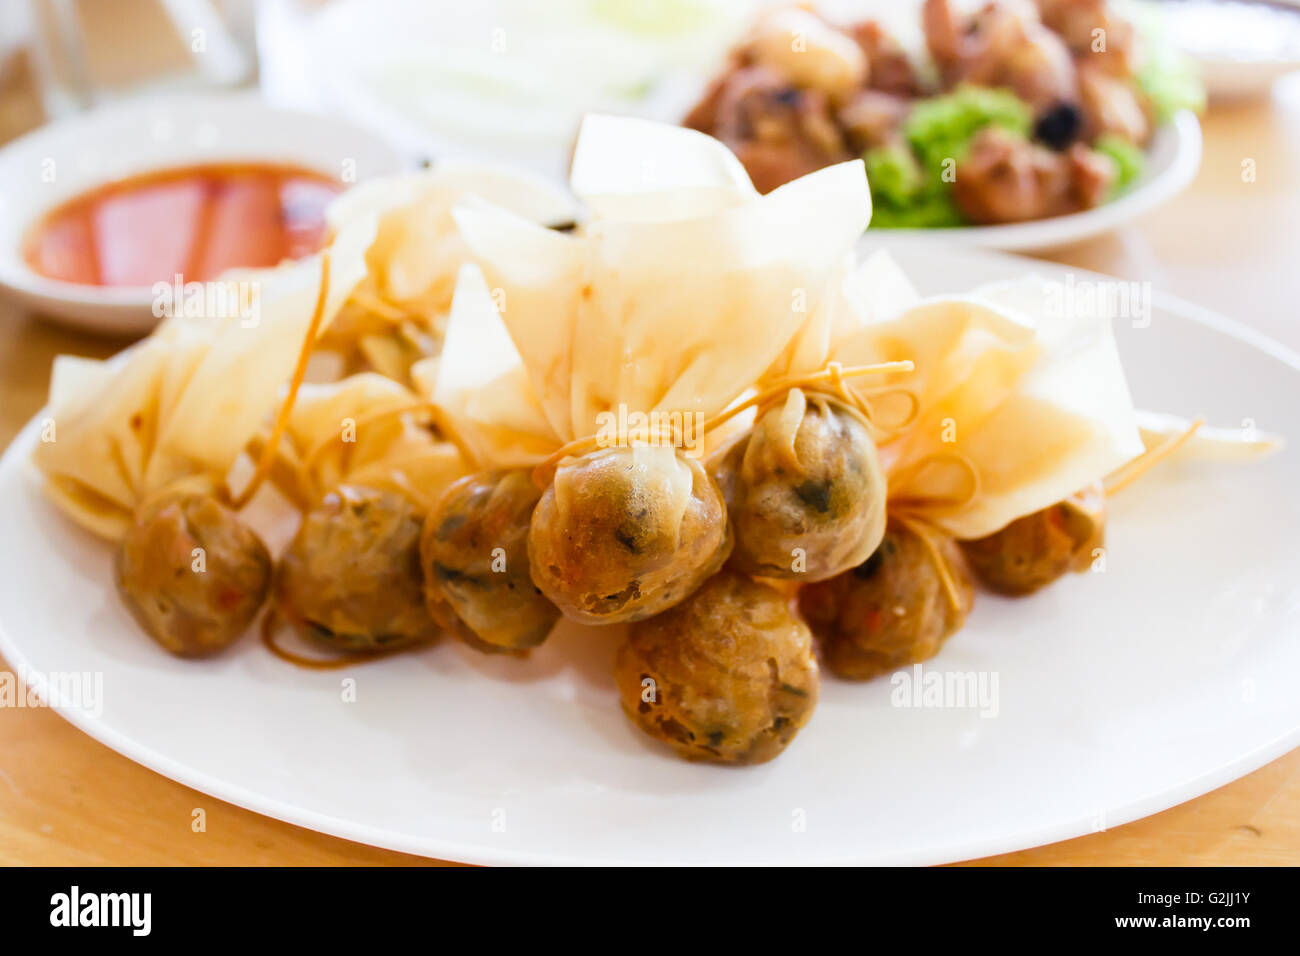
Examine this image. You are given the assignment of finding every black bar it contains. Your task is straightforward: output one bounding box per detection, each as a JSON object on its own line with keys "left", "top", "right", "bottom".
{"left": 0, "top": 865, "right": 1286, "bottom": 942}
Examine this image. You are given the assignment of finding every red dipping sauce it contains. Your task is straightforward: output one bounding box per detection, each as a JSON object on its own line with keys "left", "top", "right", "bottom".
{"left": 23, "top": 163, "right": 344, "bottom": 287}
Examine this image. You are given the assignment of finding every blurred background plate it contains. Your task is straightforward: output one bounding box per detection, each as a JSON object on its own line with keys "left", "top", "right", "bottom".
{"left": 1, "top": 246, "right": 1296, "bottom": 865}
{"left": 302, "top": 0, "right": 753, "bottom": 179}
{"left": 865, "top": 110, "right": 1202, "bottom": 252}
{"left": 297, "top": 0, "right": 1205, "bottom": 249}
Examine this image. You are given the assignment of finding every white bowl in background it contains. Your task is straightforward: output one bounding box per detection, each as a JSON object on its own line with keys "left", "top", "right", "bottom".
{"left": 0, "top": 93, "right": 407, "bottom": 335}
{"left": 1152, "top": 0, "right": 1300, "bottom": 101}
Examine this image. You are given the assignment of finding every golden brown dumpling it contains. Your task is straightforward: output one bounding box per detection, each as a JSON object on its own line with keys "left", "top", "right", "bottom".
{"left": 276, "top": 485, "right": 438, "bottom": 652}
{"left": 116, "top": 492, "right": 271, "bottom": 657}
{"left": 799, "top": 516, "right": 974, "bottom": 680}
{"left": 959, "top": 482, "right": 1105, "bottom": 596}
{"left": 528, "top": 446, "right": 732, "bottom": 625}
{"left": 712, "top": 388, "right": 886, "bottom": 581}
{"left": 421, "top": 469, "right": 560, "bottom": 653}
{"left": 615, "top": 570, "right": 819, "bottom": 764}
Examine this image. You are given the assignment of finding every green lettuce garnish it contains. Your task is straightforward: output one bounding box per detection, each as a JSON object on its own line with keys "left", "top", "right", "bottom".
{"left": 867, "top": 86, "right": 1032, "bottom": 229}
{"left": 1093, "top": 134, "right": 1146, "bottom": 197}
{"left": 903, "top": 85, "right": 1034, "bottom": 172}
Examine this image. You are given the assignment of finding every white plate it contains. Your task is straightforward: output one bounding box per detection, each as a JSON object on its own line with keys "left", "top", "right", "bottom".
{"left": 1, "top": 247, "right": 1297, "bottom": 865}
{"left": 0, "top": 93, "right": 406, "bottom": 335}
{"left": 867, "top": 111, "right": 1202, "bottom": 252}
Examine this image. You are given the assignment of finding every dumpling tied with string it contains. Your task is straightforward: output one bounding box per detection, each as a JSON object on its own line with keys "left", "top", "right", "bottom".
{"left": 278, "top": 372, "right": 465, "bottom": 510}
{"left": 798, "top": 266, "right": 1144, "bottom": 677}
{"left": 451, "top": 115, "right": 873, "bottom": 625}
{"left": 958, "top": 482, "right": 1105, "bottom": 596}
{"left": 414, "top": 264, "right": 565, "bottom": 653}
{"left": 854, "top": 273, "right": 1144, "bottom": 540}
{"left": 272, "top": 373, "right": 467, "bottom": 653}
{"left": 320, "top": 162, "right": 579, "bottom": 383}
{"left": 711, "top": 387, "right": 885, "bottom": 581}
{"left": 800, "top": 514, "right": 976, "bottom": 680}
{"left": 31, "top": 223, "right": 372, "bottom": 656}
{"left": 615, "top": 570, "right": 820, "bottom": 764}
{"left": 32, "top": 221, "right": 371, "bottom": 541}
{"left": 959, "top": 406, "right": 1286, "bottom": 597}
{"left": 919, "top": 274, "right": 1137, "bottom": 597}
{"left": 711, "top": 251, "right": 918, "bottom": 581}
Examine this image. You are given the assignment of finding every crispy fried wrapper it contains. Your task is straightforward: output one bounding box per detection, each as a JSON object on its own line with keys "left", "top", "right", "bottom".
{"left": 831, "top": 270, "right": 1144, "bottom": 540}
{"left": 415, "top": 264, "right": 560, "bottom": 470}
{"left": 279, "top": 372, "right": 465, "bottom": 511}
{"left": 764, "top": 248, "right": 922, "bottom": 383}
{"left": 708, "top": 252, "right": 917, "bottom": 583}
{"left": 957, "top": 406, "right": 1286, "bottom": 597}
{"left": 442, "top": 116, "right": 872, "bottom": 623}
{"left": 451, "top": 114, "right": 872, "bottom": 445}
{"left": 271, "top": 351, "right": 464, "bottom": 658}
{"left": 568, "top": 114, "right": 757, "bottom": 222}
{"left": 31, "top": 217, "right": 375, "bottom": 541}
{"left": 320, "top": 162, "right": 578, "bottom": 382}
{"left": 1134, "top": 410, "right": 1283, "bottom": 463}
{"left": 412, "top": 267, "right": 562, "bottom": 647}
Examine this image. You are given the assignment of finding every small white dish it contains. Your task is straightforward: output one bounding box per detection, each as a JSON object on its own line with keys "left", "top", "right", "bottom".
{"left": 864, "top": 111, "right": 1203, "bottom": 253}
{"left": 1150, "top": 0, "right": 1300, "bottom": 101}
{"left": 1199, "top": 57, "right": 1300, "bottom": 100}
{"left": 0, "top": 93, "right": 406, "bottom": 335}
{"left": 1, "top": 246, "right": 1296, "bottom": 866}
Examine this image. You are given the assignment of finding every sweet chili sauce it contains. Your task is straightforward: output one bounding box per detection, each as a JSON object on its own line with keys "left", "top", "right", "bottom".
{"left": 23, "top": 162, "right": 344, "bottom": 287}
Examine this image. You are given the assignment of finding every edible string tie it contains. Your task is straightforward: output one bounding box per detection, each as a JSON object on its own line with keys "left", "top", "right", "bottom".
{"left": 530, "top": 359, "right": 916, "bottom": 489}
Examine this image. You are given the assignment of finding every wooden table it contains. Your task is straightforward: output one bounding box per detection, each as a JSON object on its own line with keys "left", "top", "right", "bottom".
{"left": 1, "top": 55, "right": 1298, "bottom": 865}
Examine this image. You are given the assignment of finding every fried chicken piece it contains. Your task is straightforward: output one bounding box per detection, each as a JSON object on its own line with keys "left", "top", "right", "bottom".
{"left": 953, "top": 125, "right": 1113, "bottom": 224}
{"left": 837, "top": 89, "right": 912, "bottom": 152}
{"left": 848, "top": 19, "right": 924, "bottom": 97}
{"left": 743, "top": 6, "right": 867, "bottom": 103}
{"left": 689, "top": 65, "right": 852, "bottom": 194}
{"left": 923, "top": 0, "right": 1079, "bottom": 113}
{"left": 1077, "top": 58, "right": 1151, "bottom": 145}
{"left": 1034, "top": 0, "right": 1137, "bottom": 78}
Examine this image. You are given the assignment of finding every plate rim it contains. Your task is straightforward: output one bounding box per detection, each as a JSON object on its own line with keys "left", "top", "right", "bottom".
{"left": 2, "top": 246, "right": 1297, "bottom": 866}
